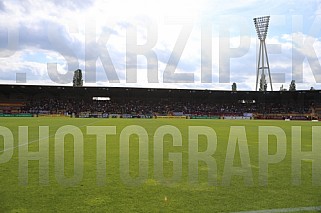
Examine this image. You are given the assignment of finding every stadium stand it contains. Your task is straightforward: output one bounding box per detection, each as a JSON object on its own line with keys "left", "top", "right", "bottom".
{"left": 0, "top": 84, "right": 319, "bottom": 120}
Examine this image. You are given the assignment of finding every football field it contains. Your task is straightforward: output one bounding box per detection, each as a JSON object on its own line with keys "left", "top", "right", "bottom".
{"left": 0, "top": 117, "right": 320, "bottom": 212}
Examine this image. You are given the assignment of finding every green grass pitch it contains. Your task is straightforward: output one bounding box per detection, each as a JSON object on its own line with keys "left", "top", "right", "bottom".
{"left": 0, "top": 117, "right": 320, "bottom": 212}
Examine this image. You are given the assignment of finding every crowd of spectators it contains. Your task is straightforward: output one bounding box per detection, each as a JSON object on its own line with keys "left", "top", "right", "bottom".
{"left": 20, "top": 97, "right": 313, "bottom": 117}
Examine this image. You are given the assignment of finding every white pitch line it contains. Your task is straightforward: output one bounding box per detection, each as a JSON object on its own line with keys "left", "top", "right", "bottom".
{"left": 232, "top": 206, "right": 321, "bottom": 213}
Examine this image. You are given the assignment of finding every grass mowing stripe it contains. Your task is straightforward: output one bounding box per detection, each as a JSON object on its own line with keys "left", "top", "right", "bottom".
{"left": 0, "top": 119, "right": 102, "bottom": 154}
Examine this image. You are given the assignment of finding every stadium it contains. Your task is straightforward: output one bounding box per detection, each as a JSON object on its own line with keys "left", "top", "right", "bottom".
{"left": 1, "top": 85, "right": 321, "bottom": 213}
{"left": 0, "top": 84, "right": 321, "bottom": 120}
{"left": 1, "top": 1, "right": 321, "bottom": 213}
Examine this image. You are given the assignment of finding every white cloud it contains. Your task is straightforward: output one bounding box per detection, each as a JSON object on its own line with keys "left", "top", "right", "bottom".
{"left": 0, "top": 0, "right": 321, "bottom": 90}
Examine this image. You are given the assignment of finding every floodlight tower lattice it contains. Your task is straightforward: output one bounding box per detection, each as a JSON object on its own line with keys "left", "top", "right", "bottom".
{"left": 254, "top": 16, "right": 273, "bottom": 91}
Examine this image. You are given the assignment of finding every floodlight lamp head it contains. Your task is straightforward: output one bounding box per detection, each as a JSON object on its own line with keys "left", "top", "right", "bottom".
{"left": 253, "top": 16, "right": 270, "bottom": 41}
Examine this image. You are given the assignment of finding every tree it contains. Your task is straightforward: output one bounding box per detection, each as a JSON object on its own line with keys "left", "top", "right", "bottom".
{"left": 232, "top": 82, "right": 237, "bottom": 91}
{"left": 73, "top": 69, "right": 83, "bottom": 87}
{"left": 264, "top": 81, "right": 267, "bottom": 91}
{"left": 259, "top": 74, "right": 267, "bottom": 91}
{"left": 280, "top": 84, "right": 287, "bottom": 91}
{"left": 289, "top": 80, "right": 296, "bottom": 91}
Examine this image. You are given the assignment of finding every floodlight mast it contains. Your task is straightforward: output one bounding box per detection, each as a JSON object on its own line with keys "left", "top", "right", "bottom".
{"left": 254, "top": 16, "right": 273, "bottom": 91}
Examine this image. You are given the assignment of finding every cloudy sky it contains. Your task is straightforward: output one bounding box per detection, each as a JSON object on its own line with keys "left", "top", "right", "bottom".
{"left": 1, "top": 0, "right": 321, "bottom": 90}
